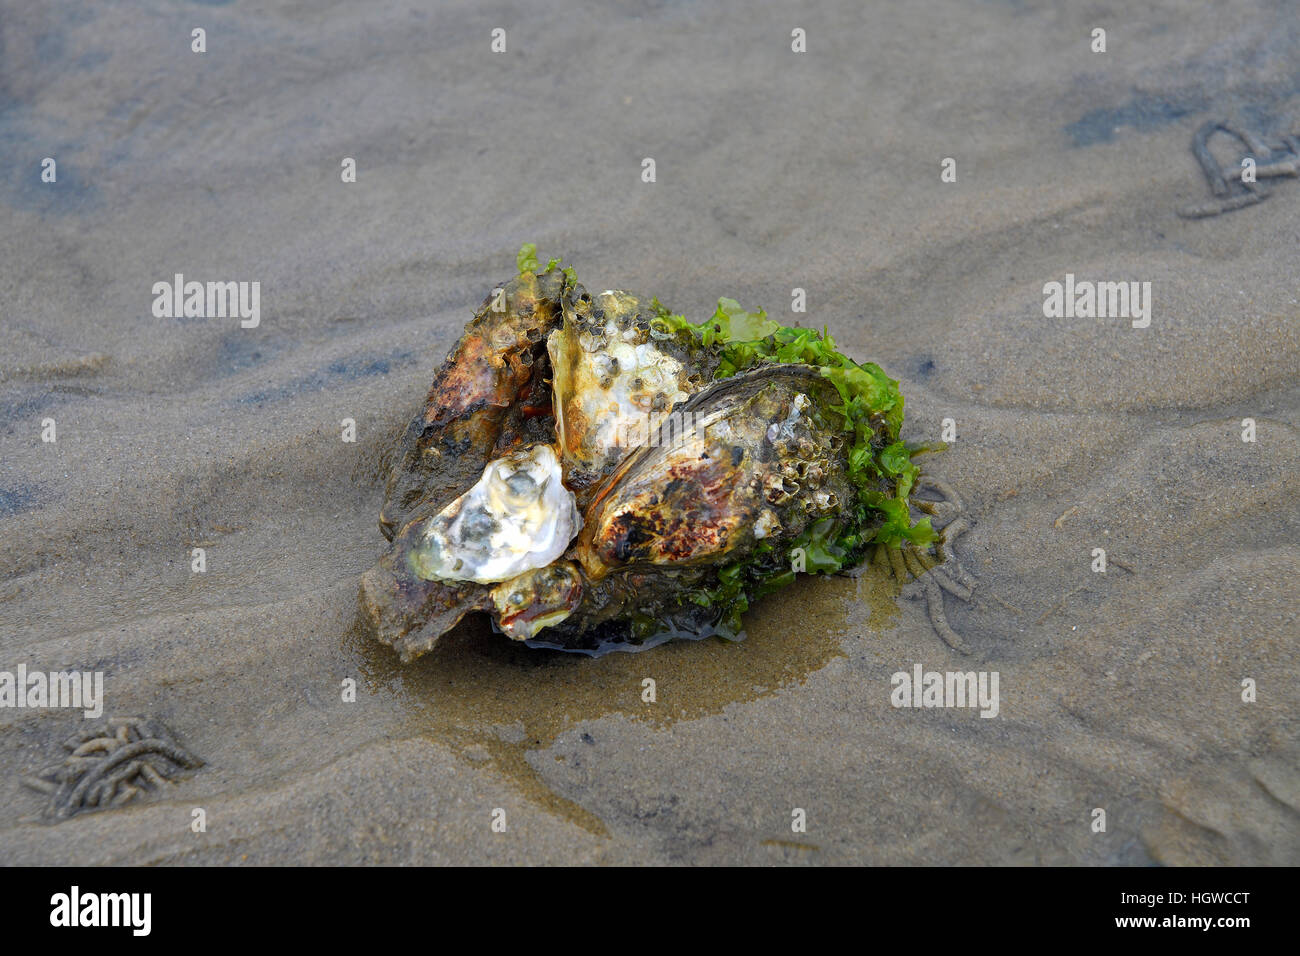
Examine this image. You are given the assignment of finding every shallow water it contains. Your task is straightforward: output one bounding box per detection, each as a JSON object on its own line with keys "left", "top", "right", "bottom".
{"left": 1, "top": 0, "right": 1297, "bottom": 864}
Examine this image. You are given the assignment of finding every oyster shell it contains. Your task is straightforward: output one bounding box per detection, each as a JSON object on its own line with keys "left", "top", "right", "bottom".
{"left": 548, "top": 288, "right": 716, "bottom": 496}
{"left": 409, "top": 443, "right": 580, "bottom": 585}
{"left": 378, "top": 268, "right": 565, "bottom": 541}
{"left": 575, "top": 365, "right": 850, "bottom": 577}
{"left": 361, "top": 251, "right": 931, "bottom": 660}
{"left": 490, "top": 562, "right": 584, "bottom": 641}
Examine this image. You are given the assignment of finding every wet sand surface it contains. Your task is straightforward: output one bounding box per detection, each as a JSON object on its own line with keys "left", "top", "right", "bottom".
{"left": 2, "top": 0, "right": 1297, "bottom": 864}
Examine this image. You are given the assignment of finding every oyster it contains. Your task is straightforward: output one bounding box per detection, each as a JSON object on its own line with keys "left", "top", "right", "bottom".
{"left": 574, "top": 366, "right": 851, "bottom": 577}
{"left": 360, "top": 247, "right": 934, "bottom": 659}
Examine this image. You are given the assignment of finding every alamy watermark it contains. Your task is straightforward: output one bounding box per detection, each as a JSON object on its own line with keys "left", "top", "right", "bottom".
{"left": 151, "top": 274, "right": 260, "bottom": 328}
{"left": 1042, "top": 273, "right": 1151, "bottom": 328}
{"left": 0, "top": 665, "right": 103, "bottom": 718}
{"left": 891, "top": 664, "right": 999, "bottom": 718}
{"left": 50, "top": 886, "right": 150, "bottom": 936}
{"left": 614, "top": 409, "right": 703, "bottom": 451}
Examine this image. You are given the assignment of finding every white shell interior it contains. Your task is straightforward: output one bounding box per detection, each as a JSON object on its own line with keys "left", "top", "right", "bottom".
{"left": 410, "top": 444, "right": 581, "bottom": 584}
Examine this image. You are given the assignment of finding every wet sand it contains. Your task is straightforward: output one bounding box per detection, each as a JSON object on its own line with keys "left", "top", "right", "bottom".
{"left": 1, "top": 0, "right": 1297, "bottom": 864}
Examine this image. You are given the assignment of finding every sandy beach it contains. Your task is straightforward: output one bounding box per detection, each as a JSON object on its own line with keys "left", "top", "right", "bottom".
{"left": 2, "top": 0, "right": 1297, "bottom": 864}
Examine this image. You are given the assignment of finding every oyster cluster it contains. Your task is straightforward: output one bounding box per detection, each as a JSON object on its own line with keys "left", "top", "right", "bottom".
{"left": 360, "top": 247, "right": 932, "bottom": 659}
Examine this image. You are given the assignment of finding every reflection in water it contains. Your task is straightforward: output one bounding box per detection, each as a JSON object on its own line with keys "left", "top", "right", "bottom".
{"left": 348, "top": 570, "right": 900, "bottom": 835}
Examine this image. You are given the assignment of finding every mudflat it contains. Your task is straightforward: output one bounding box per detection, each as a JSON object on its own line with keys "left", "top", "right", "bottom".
{"left": 1, "top": 0, "right": 1296, "bottom": 864}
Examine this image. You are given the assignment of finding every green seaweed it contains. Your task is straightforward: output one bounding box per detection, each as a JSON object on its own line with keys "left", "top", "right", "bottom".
{"left": 516, "top": 243, "right": 540, "bottom": 274}
{"left": 515, "top": 243, "right": 562, "bottom": 275}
